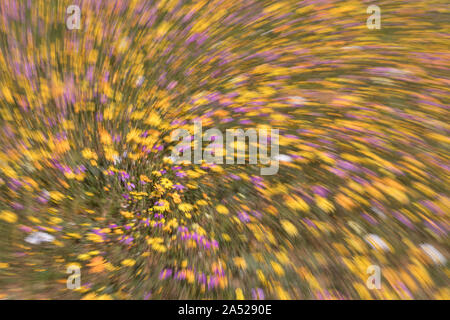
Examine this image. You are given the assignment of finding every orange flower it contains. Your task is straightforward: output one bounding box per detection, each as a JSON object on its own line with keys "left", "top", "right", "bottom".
{"left": 87, "top": 256, "right": 106, "bottom": 273}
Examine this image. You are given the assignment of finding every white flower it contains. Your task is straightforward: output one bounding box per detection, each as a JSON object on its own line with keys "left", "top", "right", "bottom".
{"left": 342, "top": 46, "right": 363, "bottom": 50}
{"left": 365, "top": 234, "right": 390, "bottom": 252}
{"left": 41, "top": 189, "right": 50, "bottom": 199}
{"left": 420, "top": 244, "right": 447, "bottom": 265}
{"left": 386, "top": 67, "right": 410, "bottom": 75}
{"left": 136, "top": 75, "right": 145, "bottom": 86}
{"left": 113, "top": 155, "right": 121, "bottom": 164}
{"left": 287, "top": 96, "right": 306, "bottom": 105}
{"left": 371, "top": 207, "right": 386, "bottom": 219}
{"left": 273, "top": 154, "right": 293, "bottom": 162}
{"left": 25, "top": 232, "right": 55, "bottom": 245}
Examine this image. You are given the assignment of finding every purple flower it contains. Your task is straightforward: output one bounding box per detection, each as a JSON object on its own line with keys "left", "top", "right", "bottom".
{"left": 311, "top": 185, "right": 329, "bottom": 197}
{"left": 175, "top": 171, "right": 187, "bottom": 178}
{"left": 144, "top": 292, "right": 152, "bottom": 300}
{"left": 238, "top": 211, "right": 250, "bottom": 223}
{"left": 119, "top": 171, "right": 130, "bottom": 181}
{"left": 159, "top": 269, "right": 172, "bottom": 280}
{"left": 173, "top": 184, "right": 185, "bottom": 190}
{"left": 11, "top": 202, "right": 24, "bottom": 210}
{"left": 252, "top": 288, "right": 265, "bottom": 300}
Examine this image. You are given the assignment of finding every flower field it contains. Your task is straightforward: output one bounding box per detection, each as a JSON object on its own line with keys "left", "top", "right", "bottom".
{"left": 0, "top": 0, "right": 448, "bottom": 299}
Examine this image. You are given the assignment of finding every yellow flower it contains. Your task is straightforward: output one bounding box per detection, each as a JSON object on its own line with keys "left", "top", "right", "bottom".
{"left": 276, "top": 286, "right": 290, "bottom": 300}
{"left": 153, "top": 244, "right": 167, "bottom": 252}
{"left": 0, "top": 262, "right": 9, "bottom": 268}
{"left": 147, "top": 237, "right": 164, "bottom": 245}
{"left": 353, "top": 283, "right": 372, "bottom": 300}
{"left": 216, "top": 205, "right": 229, "bottom": 215}
{"left": 86, "top": 233, "right": 104, "bottom": 243}
{"left": 315, "top": 195, "right": 335, "bottom": 213}
{"left": 178, "top": 203, "right": 193, "bottom": 212}
{"left": 82, "top": 148, "right": 98, "bottom": 160}
{"left": 66, "top": 233, "right": 82, "bottom": 239}
{"left": 335, "top": 193, "right": 355, "bottom": 210}
{"left": 105, "top": 262, "right": 117, "bottom": 271}
{"left": 275, "top": 251, "right": 290, "bottom": 265}
{"left": 121, "top": 259, "right": 136, "bottom": 267}
{"left": 77, "top": 254, "right": 90, "bottom": 261}
{"left": 120, "top": 210, "right": 133, "bottom": 219}
{"left": 160, "top": 178, "right": 173, "bottom": 189}
{"left": 281, "top": 219, "right": 298, "bottom": 236}
{"left": 152, "top": 170, "right": 162, "bottom": 177}
{"left": 104, "top": 147, "right": 119, "bottom": 162}
{"left": 386, "top": 187, "right": 409, "bottom": 204}
{"left": 285, "top": 195, "right": 309, "bottom": 212}
{"left": 82, "top": 293, "right": 98, "bottom": 300}
{"left": 66, "top": 262, "right": 81, "bottom": 269}
{"left": 235, "top": 288, "right": 244, "bottom": 300}
{"left": 233, "top": 257, "right": 247, "bottom": 269}
{"left": 154, "top": 200, "right": 170, "bottom": 212}
{"left": 28, "top": 216, "right": 41, "bottom": 223}
{"left": 50, "top": 217, "right": 62, "bottom": 224}
{"left": 53, "top": 240, "right": 64, "bottom": 247}
{"left": 0, "top": 210, "right": 18, "bottom": 223}
{"left": 271, "top": 261, "right": 285, "bottom": 276}
{"left": 2, "top": 86, "right": 13, "bottom": 103}
{"left": 257, "top": 270, "right": 266, "bottom": 284}
{"left": 64, "top": 172, "right": 75, "bottom": 179}
{"left": 49, "top": 191, "right": 65, "bottom": 202}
